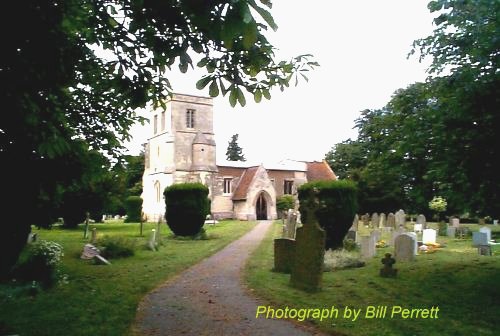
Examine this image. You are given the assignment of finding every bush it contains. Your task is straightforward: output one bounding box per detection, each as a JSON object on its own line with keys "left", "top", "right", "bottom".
{"left": 438, "top": 221, "right": 448, "bottom": 236}
{"left": 276, "top": 195, "right": 295, "bottom": 213}
{"left": 324, "top": 250, "right": 365, "bottom": 271}
{"left": 13, "top": 240, "right": 64, "bottom": 287}
{"left": 124, "top": 196, "right": 143, "bottom": 223}
{"left": 298, "top": 180, "right": 358, "bottom": 250}
{"left": 343, "top": 238, "right": 358, "bottom": 251}
{"left": 97, "top": 236, "right": 135, "bottom": 258}
{"left": 164, "top": 183, "right": 209, "bottom": 236}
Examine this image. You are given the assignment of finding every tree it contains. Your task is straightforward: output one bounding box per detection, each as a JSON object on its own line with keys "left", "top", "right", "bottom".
{"left": 226, "top": 134, "right": 246, "bottom": 161}
{"left": 0, "top": 1, "right": 318, "bottom": 277}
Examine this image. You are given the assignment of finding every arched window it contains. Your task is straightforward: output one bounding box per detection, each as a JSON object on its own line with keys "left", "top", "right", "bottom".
{"left": 154, "top": 181, "right": 161, "bottom": 203}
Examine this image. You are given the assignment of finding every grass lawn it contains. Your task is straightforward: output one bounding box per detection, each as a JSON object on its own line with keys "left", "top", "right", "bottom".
{"left": 245, "top": 221, "right": 500, "bottom": 336}
{"left": 0, "top": 220, "right": 256, "bottom": 336}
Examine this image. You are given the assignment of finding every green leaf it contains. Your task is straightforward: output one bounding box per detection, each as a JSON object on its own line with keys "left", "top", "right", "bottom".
{"left": 237, "top": 87, "right": 246, "bottom": 106}
{"left": 179, "top": 62, "right": 188, "bottom": 73}
{"left": 209, "top": 80, "right": 219, "bottom": 97}
{"left": 254, "top": 89, "right": 262, "bottom": 103}
{"left": 229, "top": 87, "right": 238, "bottom": 107}
{"left": 196, "top": 77, "right": 212, "bottom": 90}
{"left": 262, "top": 89, "right": 271, "bottom": 100}
{"left": 248, "top": 1, "right": 278, "bottom": 31}
{"left": 243, "top": 23, "right": 258, "bottom": 50}
{"left": 197, "top": 58, "right": 209, "bottom": 67}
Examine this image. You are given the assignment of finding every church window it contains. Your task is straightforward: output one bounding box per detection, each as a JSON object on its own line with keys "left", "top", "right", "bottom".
{"left": 154, "top": 181, "right": 161, "bottom": 203}
{"left": 153, "top": 114, "right": 158, "bottom": 134}
{"left": 223, "top": 178, "right": 232, "bottom": 194}
{"left": 186, "top": 109, "right": 195, "bottom": 128}
{"left": 284, "top": 180, "right": 293, "bottom": 195}
{"left": 161, "top": 111, "right": 165, "bottom": 131}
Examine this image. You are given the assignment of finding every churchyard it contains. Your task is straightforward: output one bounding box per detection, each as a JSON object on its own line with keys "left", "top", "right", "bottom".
{"left": 0, "top": 220, "right": 256, "bottom": 336}
{"left": 246, "top": 216, "right": 500, "bottom": 336}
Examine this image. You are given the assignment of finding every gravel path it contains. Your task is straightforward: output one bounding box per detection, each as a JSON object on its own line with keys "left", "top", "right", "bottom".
{"left": 133, "top": 220, "right": 325, "bottom": 336}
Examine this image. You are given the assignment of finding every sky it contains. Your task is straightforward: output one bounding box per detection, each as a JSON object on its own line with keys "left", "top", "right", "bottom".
{"left": 124, "top": 0, "right": 436, "bottom": 164}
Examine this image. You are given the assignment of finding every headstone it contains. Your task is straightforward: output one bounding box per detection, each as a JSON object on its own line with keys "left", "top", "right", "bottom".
{"left": 478, "top": 245, "right": 492, "bottom": 256}
{"left": 405, "top": 232, "right": 418, "bottom": 255}
{"left": 472, "top": 232, "right": 488, "bottom": 247}
{"left": 286, "top": 210, "right": 298, "bottom": 239}
{"left": 90, "top": 228, "right": 97, "bottom": 244}
{"left": 148, "top": 229, "right": 157, "bottom": 251}
{"left": 395, "top": 210, "right": 406, "bottom": 227}
{"left": 361, "top": 213, "right": 370, "bottom": 227}
{"left": 379, "top": 213, "right": 387, "bottom": 228}
{"left": 380, "top": 253, "right": 398, "bottom": 277}
{"left": 27, "top": 233, "right": 38, "bottom": 244}
{"left": 350, "top": 214, "right": 359, "bottom": 231}
{"left": 479, "top": 227, "right": 492, "bottom": 242}
{"left": 394, "top": 234, "right": 417, "bottom": 262}
{"left": 290, "top": 193, "right": 325, "bottom": 292}
{"left": 422, "top": 229, "right": 437, "bottom": 245}
{"left": 371, "top": 230, "right": 381, "bottom": 243}
{"left": 450, "top": 217, "right": 460, "bottom": 228}
{"left": 371, "top": 213, "right": 379, "bottom": 229}
{"left": 414, "top": 224, "right": 423, "bottom": 233}
{"left": 456, "top": 226, "right": 469, "bottom": 239}
{"left": 447, "top": 227, "right": 456, "bottom": 238}
{"left": 390, "top": 227, "right": 406, "bottom": 246}
{"left": 493, "top": 219, "right": 498, "bottom": 226}
{"left": 346, "top": 230, "right": 357, "bottom": 242}
{"left": 361, "top": 236, "right": 376, "bottom": 259}
{"left": 416, "top": 214, "right": 426, "bottom": 230}
{"left": 81, "top": 244, "right": 112, "bottom": 265}
{"left": 274, "top": 238, "right": 295, "bottom": 273}
{"left": 387, "top": 213, "right": 396, "bottom": 228}
{"left": 101, "top": 214, "right": 107, "bottom": 222}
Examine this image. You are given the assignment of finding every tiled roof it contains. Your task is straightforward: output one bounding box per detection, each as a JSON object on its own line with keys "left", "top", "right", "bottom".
{"left": 306, "top": 161, "right": 337, "bottom": 181}
{"left": 232, "top": 166, "right": 259, "bottom": 200}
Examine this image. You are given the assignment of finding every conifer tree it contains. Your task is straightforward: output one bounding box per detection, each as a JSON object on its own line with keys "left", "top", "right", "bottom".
{"left": 226, "top": 134, "right": 246, "bottom": 161}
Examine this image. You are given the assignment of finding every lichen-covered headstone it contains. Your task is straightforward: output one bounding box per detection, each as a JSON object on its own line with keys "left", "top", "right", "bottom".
{"left": 390, "top": 227, "right": 406, "bottom": 246}
{"left": 395, "top": 210, "right": 406, "bottom": 227}
{"left": 274, "top": 238, "right": 295, "bottom": 273}
{"left": 371, "top": 213, "right": 379, "bottom": 229}
{"left": 380, "top": 253, "right": 398, "bottom": 277}
{"left": 394, "top": 234, "right": 416, "bottom": 262}
{"left": 361, "top": 236, "right": 376, "bottom": 259}
{"left": 416, "top": 214, "right": 427, "bottom": 230}
{"left": 379, "top": 213, "right": 386, "bottom": 228}
{"left": 290, "top": 191, "right": 325, "bottom": 292}
{"left": 286, "top": 210, "right": 298, "bottom": 239}
{"left": 387, "top": 213, "right": 396, "bottom": 228}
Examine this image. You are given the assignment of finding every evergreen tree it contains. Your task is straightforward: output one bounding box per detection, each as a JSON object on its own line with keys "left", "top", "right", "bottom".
{"left": 226, "top": 134, "right": 246, "bottom": 161}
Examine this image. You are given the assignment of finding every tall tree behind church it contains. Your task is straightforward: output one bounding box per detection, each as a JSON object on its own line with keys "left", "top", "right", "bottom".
{"left": 226, "top": 134, "right": 246, "bottom": 161}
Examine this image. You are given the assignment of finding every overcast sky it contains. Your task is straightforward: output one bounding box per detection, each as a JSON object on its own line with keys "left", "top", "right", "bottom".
{"left": 125, "top": 0, "right": 436, "bottom": 164}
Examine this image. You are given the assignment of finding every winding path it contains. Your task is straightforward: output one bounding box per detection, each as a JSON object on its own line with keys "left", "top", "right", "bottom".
{"left": 133, "top": 220, "right": 324, "bottom": 335}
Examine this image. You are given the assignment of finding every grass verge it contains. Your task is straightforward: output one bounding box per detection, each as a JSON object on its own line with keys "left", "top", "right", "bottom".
{"left": 245, "top": 222, "right": 500, "bottom": 336}
{"left": 0, "top": 220, "right": 256, "bottom": 336}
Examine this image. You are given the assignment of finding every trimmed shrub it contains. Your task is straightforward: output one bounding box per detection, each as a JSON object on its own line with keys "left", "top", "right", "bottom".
{"left": 97, "top": 235, "right": 135, "bottom": 258}
{"left": 124, "top": 196, "right": 143, "bottom": 223}
{"left": 324, "top": 250, "right": 365, "bottom": 271}
{"left": 298, "top": 180, "right": 358, "bottom": 250}
{"left": 164, "top": 183, "right": 209, "bottom": 236}
{"left": 276, "top": 195, "right": 295, "bottom": 213}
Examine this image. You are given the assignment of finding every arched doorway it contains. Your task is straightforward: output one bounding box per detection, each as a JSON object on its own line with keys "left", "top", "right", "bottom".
{"left": 256, "top": 192, "right": 267, "bottom": 220}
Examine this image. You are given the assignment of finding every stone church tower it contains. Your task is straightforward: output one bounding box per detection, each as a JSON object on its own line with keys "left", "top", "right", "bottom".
{"left": 141, "top": 94, "right": 216, "bottom": 222}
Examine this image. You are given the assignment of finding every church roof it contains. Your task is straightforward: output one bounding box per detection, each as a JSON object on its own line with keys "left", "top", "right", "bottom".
{"left": 232, "top": 166, "right": 259, "bottom": 200}
{"left": 306, "top": 160, "right": 337, "bottom": 181}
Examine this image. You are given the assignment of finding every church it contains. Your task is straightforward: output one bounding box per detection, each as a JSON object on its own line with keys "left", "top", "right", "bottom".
{"left": 141, "top": 93, "right": 337, "bottom": 222}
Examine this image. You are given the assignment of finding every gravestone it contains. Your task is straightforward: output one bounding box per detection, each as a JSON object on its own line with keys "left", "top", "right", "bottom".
{"left": 90, "top": 228, "right": 97, "bottom": 244}
{"left": 361, "top": 213, "right": 370, "bottom": 227}
{"left": 414, "top": 224, "right": 423, "bottom": 233}
{"left": 450, "top": 217, "right": 460, "bottom": 228}
{"left": 371, "top": 213, "right": 379, "bottom": 229}
{"left": 371, "top": 230, "right": 381, "bottom": 243}
{"left": 394, "top": 234, "right": 417, "bottom": 262}
{"left": 422, "top": 229, "right": 437, "bottom": 245}
{"left": 274, "top": 238, "right": 295, "bottom": 273}
{"left": 361, "top": 236, "right": 376, "bottom": 259}
{"left": 416, "top": 214, "right": 426, "bottom": 230}
{"left": 286, "top": 210, "right": 298, "bottom": 239}
{"left": 472, "top": 232, "right": 488, "bottom": 247}
{"left": 379, "top": 213, "right": 387, "bottom": 228}
{"left": 290, "top": 192, "right": 325, "bottom": 292}
{"left": 346, "top": 230, "right": 357, "bottom": 242}
{"left": 80, "top": 244, "right": 111, "bottom": 265}
{"left": 478, "top": 245, "right": 492, "bottom": 256}
{"left": 387, "top": 213, "right": 396, "bottom": 228}
{"left": 380, "top": 253, "right": 398, "bottom": 277}
{"left": 447, "top": 227, "right": 456, "bottom": 238}
{"left": 479, "top": 227, "right": 492, "bottom": 242}
{"left": 395, "top": 210, "right": 406, "bottom": 227}
{"left": 405, "top": 232, "right": 418, "bottom": 255}
{"left": 351, "top": 214, "right": 359, "bottom": 231}
{"left": 390, "top": 227, "right": 406, "bottom": 246}
{"left": 27, "top": 233, "right": 38, "bottom": 244}
{"left": 494, "top": 219, "right": 498, "bottom": 226}
{"left": 148, "top": 229, "right": 157, "bottom": 251}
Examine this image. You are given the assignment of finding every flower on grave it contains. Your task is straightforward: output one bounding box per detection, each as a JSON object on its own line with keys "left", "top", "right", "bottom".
{"left": 376, "top": 240, "right": 388, "bottom": 248}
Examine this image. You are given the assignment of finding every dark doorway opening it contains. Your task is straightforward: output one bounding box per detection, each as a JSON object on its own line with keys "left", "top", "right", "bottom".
{"left": 256, "top": 193, "right": 267, "bottom": 220}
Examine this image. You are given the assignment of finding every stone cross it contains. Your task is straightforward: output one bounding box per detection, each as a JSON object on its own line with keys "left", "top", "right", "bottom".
{"left": 290, "top": 190, "right": 325, "bottom": 292}
{"left": 380, "top": 253, "right": 398, "bottom": 277}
